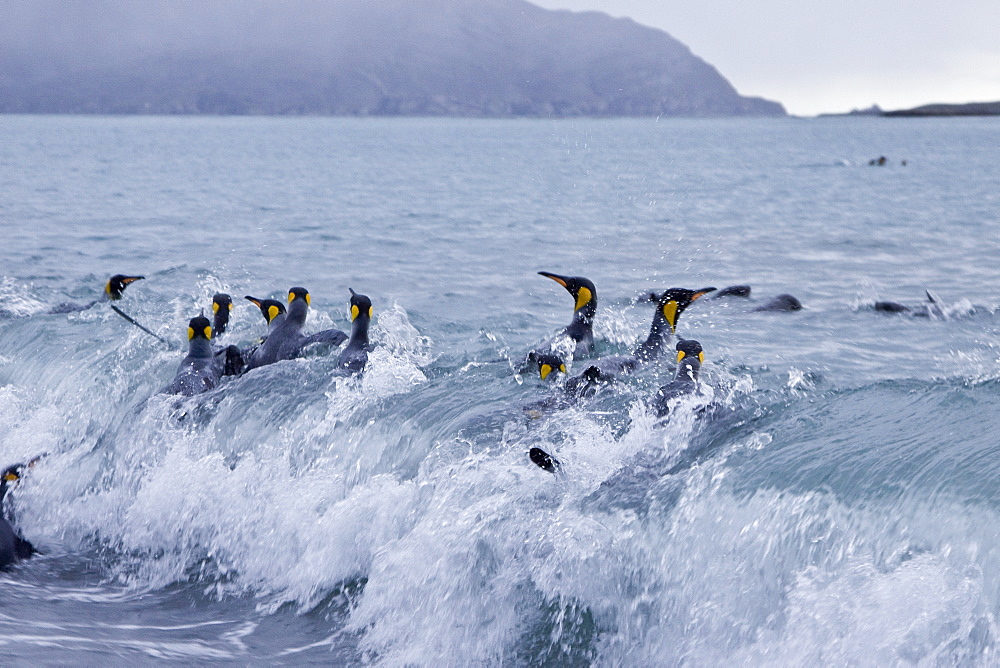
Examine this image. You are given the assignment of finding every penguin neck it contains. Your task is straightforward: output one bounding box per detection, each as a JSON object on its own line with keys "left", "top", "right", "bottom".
{"left": 213, "top": 310, "right": 229, "bottom": 334}
{"left": 565, "top": 304, "right": 595, "bottom": 341}
{"left": 675, "top": 358, "right": 700, "bottom": 383}
{"left": 188, "top": 337, "right": 214, "bottom": 359}
{"left": 267, "top": 314, "right": 286, "bottom": 333}
{"left": 635, "top": 312, "right": 673, "bottom": 360}
{"left": 286, "top": 301, "right": 308, "bottom": 327}
{"left": 348, "top": 316, "right": 370, "bottom": 348}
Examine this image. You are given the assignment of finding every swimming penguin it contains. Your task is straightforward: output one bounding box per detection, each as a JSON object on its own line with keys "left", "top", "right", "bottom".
{"left": 633, "top": 287, "right": 716, "bottom": 363}
{"left": 545, "top": 287, "right": 715, "bottom": 399}
{"left": 51, "top": 274, "right": 145, "bottom": 313}
{"left": 537, "top": 271, "right": 598, "bottom": 358}
{"left": 211, "top": 294, "right": 233, "bottom": 335}
{"left": 245, "top": 296, "right": 287, "bottom": 333}
{"left": 874, "top": 290, "right": 947, "bottom": 318}
{"left": 521, "top": 353, "right": 582, "bottom": 418}
{"left": 752, "top": 294, "right": 803, "bottom": 312}
{"left": 334, "top": 289, "right": 373, "bottom": 376}
{"left": 162, "top": 315, "right": 240, "bottom": 396}
{"left": 105, "top": 274, "right": 144, "bottom": 301}
{"left": 1, "top": 464, "right": 34, "bottom": 569}
{"left": 244, "top": 288, "right": 348, "bottom": 372}
{"left": 652, "top": 339, "right": 704, "bottom": 418}
{"left": 714, "top": 285, "right": 752, "bottom": 299}
{"left": 534, "top": 352, "right": 568, "bottom": 382}
{"left": 234, "top": 296, "right": 287, "bottom": 368}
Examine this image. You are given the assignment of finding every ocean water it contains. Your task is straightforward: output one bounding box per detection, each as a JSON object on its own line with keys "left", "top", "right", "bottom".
{"left": 1, "top": 115, "right": 999, "bottom": 665}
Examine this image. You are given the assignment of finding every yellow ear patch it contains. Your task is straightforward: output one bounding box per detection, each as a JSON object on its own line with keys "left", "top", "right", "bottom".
{"left": 305, "top": 293, "right": 311, "bottom": 306}
{"left": 4, "top": 472, "right": 18, "bottom": 482}
{"left": 663, "top": 300, "right": 679, "bottom": 332}
{"left": 212, "top": 302, "right": 220, "bottom": 314}
{"left": 559, "top": 364, "right": 567, "bottom": 373}
{"left": 187, "top": 327, "right": 195, "bottom": 340}
{"left": 104, "top": 281, "right": 113, "bottom": 296}
{"left": 540, "top": 364, "right": 553, "bottom": 380}
{"left": 575, "top": 286, "right": 592, "bottom": 311}
{"left": 368, "top": 305, "right": 373, "bottom": 318}
{"left": 204, "top": 326, "right": 212, "bottom": 340}
{"left": 288, "top": 292, "right": 294, "bottom": 303}
{"left": 677, "top": 350, "right": 686, "bottom": 362}
{"left": 698, "top": 352, "right": 705, "bottom": 363}
{"left": 351, "top": 305, "right": 360, "bottom": 321}
{"left": 228, "top": 303, "right": 233, "bottom": 311}
{"left": 267, "top": 305, "right": 280, "bottom": 322}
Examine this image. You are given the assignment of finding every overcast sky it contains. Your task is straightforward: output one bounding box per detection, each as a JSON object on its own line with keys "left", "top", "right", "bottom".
{"left": 534, "top": 0, "right": 1000, "bottom": 115}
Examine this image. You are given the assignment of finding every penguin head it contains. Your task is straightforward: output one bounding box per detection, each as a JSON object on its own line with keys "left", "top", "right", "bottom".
{"left": 286, "top": 287, "right": 311, "bottom": 322}
{"left": 534, "top": 353, "right": 567, "bottom": 381}
{"left": 538, "top": 272, "right": 597, "bottom": 316}
{"left": 348, "top": 288, "right": 373, "bottom": 322}
{"left": 187, "top": 315, "right": 212, "bottom": 341}
{"left": 675, "top": 338, "right": 704, "bottom": 364}
{"left": 287, "top": 287, "right": 310, "bottom": 306}
{"left": 105, "top": 274, "right": 144, "bottom": 300}
{"left": 0, "top": 464, "right": 23, "bottom": 502}
{"left": 0, "top": 455, "right": 44, "bottom": 502}
{"left": 658, "top": 287, "right": 716, "bottom": 333}
{"left": 212, "top": 293, "right": 233, "bottom": 315}
{"left": 1, "top": 464, "right": 21, "bottom": 485}
{"left": 245, "top": 296, "right": 286, "bottom": 324}
{"left": 675, "top": 338, "right": 704, "bottom": 381}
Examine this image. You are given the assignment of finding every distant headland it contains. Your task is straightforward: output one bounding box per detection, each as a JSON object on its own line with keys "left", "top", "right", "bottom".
{"left": 0, "top": 0, "right": 785, "bottom": 118}
{"left": 823, "top": 101, "right": 1000, "bottom": 118}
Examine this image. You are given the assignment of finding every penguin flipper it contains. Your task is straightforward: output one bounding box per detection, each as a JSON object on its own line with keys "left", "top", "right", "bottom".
{"left": 304, "top": 329, "right": 348, "bottom": 347}
{"left": 529, "top": 447, "right": 560, "bottom": 473}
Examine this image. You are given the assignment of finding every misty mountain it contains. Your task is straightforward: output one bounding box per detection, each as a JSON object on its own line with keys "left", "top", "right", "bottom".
{"left": 0, "top": 0, "right": 785, "bottom": 117}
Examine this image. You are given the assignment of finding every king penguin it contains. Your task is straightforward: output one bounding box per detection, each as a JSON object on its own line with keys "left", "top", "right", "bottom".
{"left": 1, "top": 464, "right": 35, "bottom": 569}
{"left": 874, "top": 290, "right": 947, "bottom": 318}
{"left": 245, "top": 296, "right": 286, "bottom": 333}
{"left": 334, "top": 289, "right": 373, "bottom": 376}
{"left": 105, "top": 274, "right": 144, "bottom": 301}
{"left": 752, "top": 294, "right": 803, "bottom": 312}
{"left": 162, "top": 315, "right": 237, "bottom": 396}
{"left": 652, "top": 339, "right": 704, "bottom": 417}
{"left": 244, "top": 288, "right": 348, "bottom": 372}
{"left": 537, "top": 271, "right": 598, "bottom": 358}
{"left": 237, "top": 296, "right": 287, "bottom": 369}
{"left": 562, "top": 286, "right": 716, "bottom": 393}
{"left": 211, "top": 294, "right": 234, "bottom": 335}
{"left": 634, "top": 288, "right": 716, "bottom": 362}
{"left": 51, "top": 274, "right": 145, "bottom": 313}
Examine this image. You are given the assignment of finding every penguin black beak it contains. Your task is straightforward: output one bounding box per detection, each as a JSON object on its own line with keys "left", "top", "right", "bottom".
{"left": 245, "top": 295, "right": 262, "bottom": 307}
{"left": 691, "top": 287, "right": 717, "bottom": 302}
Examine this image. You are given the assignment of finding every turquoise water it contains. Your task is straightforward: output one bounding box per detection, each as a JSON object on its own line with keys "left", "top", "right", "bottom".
{"left": 1, "top": 115, "right": 999, "bottom": 664}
